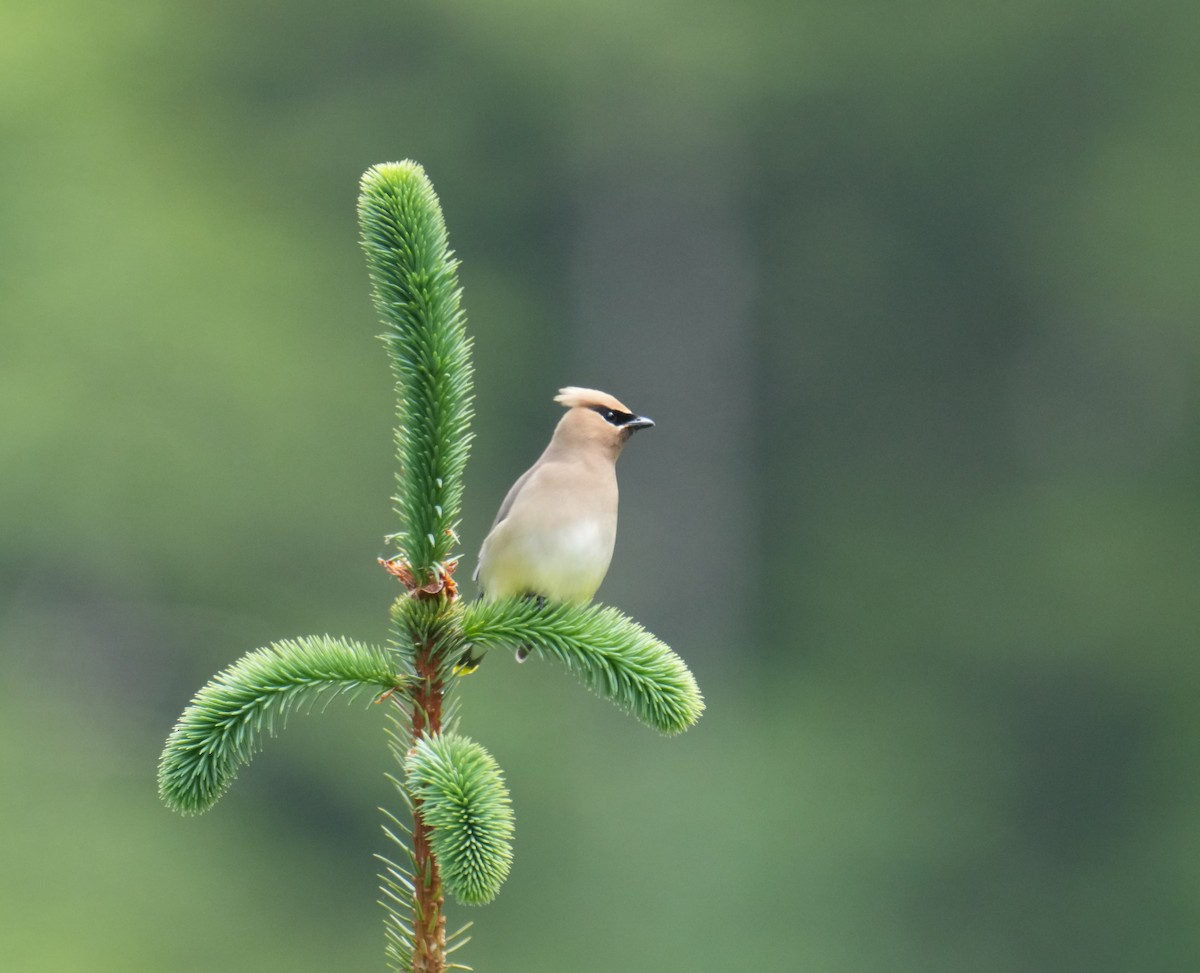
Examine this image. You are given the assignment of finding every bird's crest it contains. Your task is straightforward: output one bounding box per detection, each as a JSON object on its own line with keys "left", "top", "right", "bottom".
{"left": 554, "top": 387, "right": 632, "bottom": 413}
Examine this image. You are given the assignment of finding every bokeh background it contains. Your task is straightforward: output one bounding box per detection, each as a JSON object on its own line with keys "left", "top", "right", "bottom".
{"left": 3, "top": 1, "right": 1199, "bottom": 969}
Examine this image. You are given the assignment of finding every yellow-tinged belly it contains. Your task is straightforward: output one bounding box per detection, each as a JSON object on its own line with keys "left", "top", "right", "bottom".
{"left": 478, "top": 517, "right": 614, "bottom": 602}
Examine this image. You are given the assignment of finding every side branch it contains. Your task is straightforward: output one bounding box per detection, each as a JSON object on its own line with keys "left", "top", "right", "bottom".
{"left": 405, "top": 732, "right": 515, "bottom": 906}
{"left": 158, "top": 635, "right": 404, "bottom": 814}
{"left": 460, "top": 600, "right": 705, "bottom": 734}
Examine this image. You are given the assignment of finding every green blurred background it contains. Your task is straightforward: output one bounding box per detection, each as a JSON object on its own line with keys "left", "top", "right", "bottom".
{"left": 3, "top": 0, "right": 1199, "bottom": 969}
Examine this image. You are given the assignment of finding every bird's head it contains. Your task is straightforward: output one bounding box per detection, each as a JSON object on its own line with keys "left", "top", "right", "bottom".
{"left": 551, "top": 386, "right": 654, "bottom": 458}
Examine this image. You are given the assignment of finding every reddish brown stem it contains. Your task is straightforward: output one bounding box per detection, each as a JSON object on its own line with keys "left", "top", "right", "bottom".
{"left": 409, "top": 643, "right": 446, "bottom": 973}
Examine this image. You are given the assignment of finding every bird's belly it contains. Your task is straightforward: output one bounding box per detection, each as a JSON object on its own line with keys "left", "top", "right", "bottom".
{"left": 483, "top": 518, "right": 614, "bottom": 602}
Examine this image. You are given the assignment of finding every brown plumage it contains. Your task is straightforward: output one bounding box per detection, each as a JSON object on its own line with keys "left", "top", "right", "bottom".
{"left": 474, "top": 387, "right": 654, "bottom": 608}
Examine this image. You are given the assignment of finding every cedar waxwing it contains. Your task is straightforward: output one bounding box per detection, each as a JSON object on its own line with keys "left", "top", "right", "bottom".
{"left": 464, "top": 387, "right": 654, "bottom": 668}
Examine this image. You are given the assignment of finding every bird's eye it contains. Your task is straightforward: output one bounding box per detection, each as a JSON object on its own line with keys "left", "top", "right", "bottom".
{"left": 590, "top": 405, "right": 634, "bottom": 426}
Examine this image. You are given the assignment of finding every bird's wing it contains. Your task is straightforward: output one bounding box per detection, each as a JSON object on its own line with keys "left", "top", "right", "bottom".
{"left": 473, "top": 463, "right": 539, "bottom": 584}
{"left": 490, "top": 463, "right": 538, "bottom": 530}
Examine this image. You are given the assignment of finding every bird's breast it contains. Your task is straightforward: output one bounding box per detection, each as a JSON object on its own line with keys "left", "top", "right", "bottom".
{"left": 479, "top": 514, "right": 615, "bottom": 603}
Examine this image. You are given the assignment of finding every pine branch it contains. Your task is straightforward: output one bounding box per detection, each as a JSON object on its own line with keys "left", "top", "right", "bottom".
{"left": 405, "top": 732, "right": 515, "bottom": 906}
{"left": 161, "top": 161, "right": 703, "bottom": 973}
{"left": 359, "top": 161, "right": 474, "bottom": 582}
{"left": 459, "top": 599, "right": 705, "bottom": 734}
{"left": 361, "top": 159, "right": 477, "bottom": 973}
{"left": 158, "top": 635, "right": 404, "bottom": 814}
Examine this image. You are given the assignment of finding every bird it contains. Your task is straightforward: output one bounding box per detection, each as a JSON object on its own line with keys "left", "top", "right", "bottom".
{"left": 461, "top": 387, "right": 654, "bottom": 670}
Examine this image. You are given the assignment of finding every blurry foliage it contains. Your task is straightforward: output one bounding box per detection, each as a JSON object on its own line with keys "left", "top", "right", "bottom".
{"left": 3, "top": 0, "right": 1200, "bottom": 969}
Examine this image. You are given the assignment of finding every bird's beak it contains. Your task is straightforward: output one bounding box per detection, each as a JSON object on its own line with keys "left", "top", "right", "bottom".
{"left": 624, "top": 415, "right": 655, "bottom": 431}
